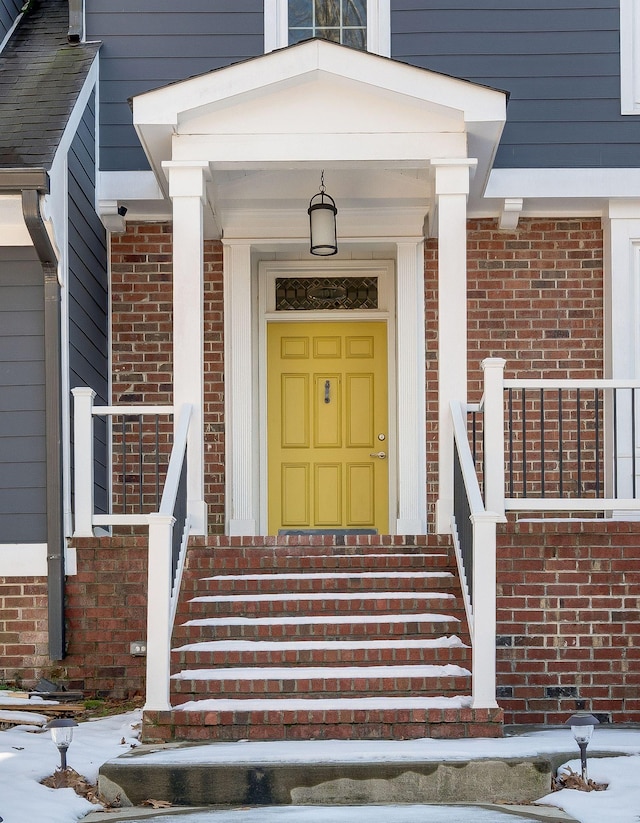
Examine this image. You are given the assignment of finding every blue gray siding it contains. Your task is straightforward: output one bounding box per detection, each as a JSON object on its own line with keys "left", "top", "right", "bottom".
{"left": 0, "top": 0, "right": 22, "bottom": 46}
{"left": 68, "top": 91, "right": 109, "bottom": 515}
{"left": 0, "top": 248, "right": 46, "bottom": 543}
{"left": 88, "top": 0, "right": 638, "bottom": 171}
{"left": 391, "top": 1, "right": 635, "bottom": 168}
{"left": 86, "top": 0, "right": 264, "bottom": 170}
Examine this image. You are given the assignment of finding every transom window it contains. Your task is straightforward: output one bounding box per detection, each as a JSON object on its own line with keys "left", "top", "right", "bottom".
{"left": 264, "top": 0, "right": 390, "bottom": 57}
{"left": 289, "top": 0, "right": 367, "bottom": 49}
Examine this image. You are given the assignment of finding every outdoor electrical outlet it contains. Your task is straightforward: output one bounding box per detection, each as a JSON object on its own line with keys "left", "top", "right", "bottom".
{"left": 130, "top": 641, "right": 147, "bottom": 656}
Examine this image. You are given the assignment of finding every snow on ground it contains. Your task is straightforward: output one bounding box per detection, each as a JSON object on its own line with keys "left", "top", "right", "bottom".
{"left": 0, "top": 709, "right": 140, "bottom": 823}
{"left": 0, "top": 707, "right": 638, "bottom": 823}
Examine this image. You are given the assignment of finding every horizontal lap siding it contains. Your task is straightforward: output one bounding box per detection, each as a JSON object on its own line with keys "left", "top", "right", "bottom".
{"left": 68, "top": 91, "right": 109, "bottom": 515}
{"left": 86, "top": 1, "right": 264, "bottom": 170}
{"left": 390, "top": 1, "right": 636, "bottom": 168}
{"left": 0, "top": 248, "right": 46, "bottom": 543}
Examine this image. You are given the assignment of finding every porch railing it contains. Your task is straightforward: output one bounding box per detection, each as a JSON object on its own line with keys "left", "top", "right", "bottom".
{"left": 72, "top": 388, "right": 193, "bottom": 711}
{"left": 450, "top": 399, "right": 501, "bottom": 710}
{"left": 477, "top": 360, "right": 640, "bottom": 515}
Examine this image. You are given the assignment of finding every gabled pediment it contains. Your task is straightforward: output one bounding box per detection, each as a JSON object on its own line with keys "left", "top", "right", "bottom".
{"left": 132, "top": 39, "right": 507, "bottom": 237}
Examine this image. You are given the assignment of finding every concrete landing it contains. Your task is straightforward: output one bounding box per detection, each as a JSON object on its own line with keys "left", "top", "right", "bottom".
{"left": 99, "top": 743, "right": 568, "bottom": 808}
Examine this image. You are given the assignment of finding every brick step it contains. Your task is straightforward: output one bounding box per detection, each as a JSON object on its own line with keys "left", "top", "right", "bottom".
{"left": 142, "top": 702, "right": 504, "bottom": 743}
{"left": 183, "top": 551, "right": 451, "bottom": 576}
{"left": 174, "top": 613, "right": 462, "bottom": 642}
{"left": 178, "top": 592, "right": 459, "bottom": 621}
{"left": 170, "top": 664, "right": 471, "bottom": 700}
{"left": 171, "top": 637, "right": 470, "bottom": 668}
{"left": 182, "top": 571, "right": 456, "bottom": 596}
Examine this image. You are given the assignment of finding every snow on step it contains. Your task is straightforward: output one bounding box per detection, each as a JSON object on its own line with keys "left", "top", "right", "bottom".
{"left": 190, "top": 591, "right": 455, "bottom": 604}
{"left": 185, "top": 612, "right": 458, "bottom": 627}
{"left": 175, "top": 696, "right": 472, "bottom": 711}
{"left": 202, "top": 571, "right": 452, "bottom": 581}
{"left": 174, "top": 636, "right": 467, "bottom": 652}
{"left": 173, "top": 664, "right": 470, "bottom": 680}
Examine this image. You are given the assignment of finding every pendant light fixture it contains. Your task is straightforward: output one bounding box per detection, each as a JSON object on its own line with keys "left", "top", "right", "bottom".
{"left": 308, "top": 170, "right": 338, "bottom": 256}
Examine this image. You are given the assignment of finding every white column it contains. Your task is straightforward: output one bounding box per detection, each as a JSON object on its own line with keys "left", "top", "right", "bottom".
{"left": 224, "top": 242, "right": 257, "bottom": 535}
{"left": 396, "top": 240, "right": 427, "bottom": 534}
{"left": 482, "top": 357, "right": 507, "bottom": 519}
{"left": 164, "top": 162, "right": 209, "bottom": 535}
{"left": 144, "top": 512, "right": 174, "bottom": 711}
{"left": 71, "top": 387, "right": 96, "bottom": 537}
{"left": 433, "top": 159, "right": 475, "bottom": 534}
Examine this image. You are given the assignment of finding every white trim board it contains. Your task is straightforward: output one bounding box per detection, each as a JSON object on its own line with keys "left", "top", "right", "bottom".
{"left": 0, "top": 545, "right": 77, "bottom": 577}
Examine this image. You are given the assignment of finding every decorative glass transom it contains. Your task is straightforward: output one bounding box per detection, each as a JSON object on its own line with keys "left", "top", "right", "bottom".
{"left": 289, "top": 0, "right": 367, "bottom": 49}
{"left": 275, "top": 277, "right": 378, "bottom": 310}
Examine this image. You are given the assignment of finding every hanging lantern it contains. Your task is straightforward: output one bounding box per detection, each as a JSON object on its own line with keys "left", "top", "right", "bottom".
{"left": 308, "top": 170, "right": 338, "bottom": 256}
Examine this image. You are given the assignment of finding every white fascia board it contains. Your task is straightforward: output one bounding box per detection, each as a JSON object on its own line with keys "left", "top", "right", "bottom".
{"left": 486, "top": 167, "right": 640, "bottom": 200}
{"left": 172, "top": 132, "right": 468, "bottom": 165}
{"left": 0, "top": 195, "right": 31, "bottom": 245}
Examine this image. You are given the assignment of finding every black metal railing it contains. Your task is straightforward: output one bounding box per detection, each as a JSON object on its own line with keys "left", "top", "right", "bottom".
{"left": 113, "top": 413, "right": 173, "bottom": 515}
{"left": 504, "top": 386, "right": 639, "bottom": 500}
{"left": 453, "top": 439, "right": 473, "bottom": 605}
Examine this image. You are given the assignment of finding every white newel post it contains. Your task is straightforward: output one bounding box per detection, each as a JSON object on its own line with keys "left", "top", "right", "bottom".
{"left": 164, "top": 161, "right": 209, "bottom": 536}
{"left": 144, "top": 513, "right": 174, "bottom": 711}
{"left": 482, "top": 357, "right": 507, "bottom": 520}
{"left": 470, "top": 510, "right": 500, "bottom": 709}
{"left": 72, "top": 387, "right": 96, "bottom": 537}
{"left": 396, "top": 240, "right": 427, "bottom": 534}
{"left": 433, "top": 159, "right": 476, "bottom": 534}
{"left": 224, "top": 242, "right": 257, "bottom": 535}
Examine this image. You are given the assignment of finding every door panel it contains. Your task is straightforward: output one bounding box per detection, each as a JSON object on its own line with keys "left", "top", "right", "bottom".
{"left": 268, "top": 321, "right": 388, "bottom": 534}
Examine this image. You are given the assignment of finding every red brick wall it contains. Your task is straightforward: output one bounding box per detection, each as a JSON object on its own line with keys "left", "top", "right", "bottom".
{"left": 110, "top": 225, "right": 225, "bottom": 531}
{"left": 0, "top": 577, "right": 49, "bottom": 688}
{"left": 425, "top": 217, "right": 604, "bottom": 526}
{"left": 497, "top": 521, "right": 640, "bottom": 725}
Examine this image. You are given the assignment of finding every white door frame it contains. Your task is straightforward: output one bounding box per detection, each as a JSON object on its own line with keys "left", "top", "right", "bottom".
{"left": 257, "top": 259, "right": 397, "bottom": 535}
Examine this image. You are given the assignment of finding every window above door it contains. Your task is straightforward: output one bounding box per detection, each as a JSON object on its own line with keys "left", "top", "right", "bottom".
{"left": 264, "top": 0, "right": 390, "bottom": 56}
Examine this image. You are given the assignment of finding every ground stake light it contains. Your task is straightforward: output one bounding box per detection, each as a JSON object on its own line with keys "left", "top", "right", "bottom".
{"left": 308, "top": 170, "right": 338, "bottom": 256}
{"left": 47, "top": 718, "right": 78, "bottom": 771}
{"left": 566, "top": 712, "right": 599, "bottom": 781}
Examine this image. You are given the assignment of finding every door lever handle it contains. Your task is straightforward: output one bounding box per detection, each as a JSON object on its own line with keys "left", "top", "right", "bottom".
{"left": 369, "top": 451, "right": 386, "bottom": 459}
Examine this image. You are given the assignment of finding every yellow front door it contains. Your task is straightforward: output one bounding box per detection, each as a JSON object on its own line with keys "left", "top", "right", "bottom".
{"left": 267, "top": 321, "right": 389, "bottom": 534}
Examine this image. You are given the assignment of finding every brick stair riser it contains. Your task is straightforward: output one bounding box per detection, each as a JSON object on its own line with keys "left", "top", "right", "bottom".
{"left": 175, "top": 597, "right": 460, "bottom": 621}
{"left": 142, "top": 707, "right": 504, "bottom": 743}
{"left": 171, "top": 646, "right": 471, "bottom": 668}
{"left": 181, "top": 576, "right": 456, "bottom": 597}
{"left": 182, "top": 554, "right": 452, "bottom": 575}
{"left": 172, "top": 619, "right": 463, "bottom": 642}
{"left": 170, "top": 675, "right": 471, "bottom": 699}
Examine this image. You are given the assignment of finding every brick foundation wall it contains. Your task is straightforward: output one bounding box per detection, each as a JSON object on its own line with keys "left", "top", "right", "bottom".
{"left": 0, "top": 577, "right": 49, "bottom": 688}
{"left": 497, "top": 520, "right": 640, "bottom": 725}
{"left": 62, "top": 537, "right": 149, "bottom": 697}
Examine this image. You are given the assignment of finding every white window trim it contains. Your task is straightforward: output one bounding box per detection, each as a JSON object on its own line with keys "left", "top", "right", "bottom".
{"left": 265, "top": 0, "right": 390, "bottom": 57}
{"left": 620, "top": 0, "right": 640, "bottom": 114}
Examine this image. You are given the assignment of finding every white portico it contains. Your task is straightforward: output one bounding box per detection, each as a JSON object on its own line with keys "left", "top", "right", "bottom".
{"left": 130, "top": 39, "right": 506, "bottom": 537}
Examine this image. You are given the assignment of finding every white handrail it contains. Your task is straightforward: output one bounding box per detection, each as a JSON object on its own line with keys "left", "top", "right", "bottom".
{"left": 450, "top": 399, "right": 500, "bottom": 710}
{"left": 145, "top": 403, "right": 193, "bottom": 712}
{"left": 159, "top": 404, "right": 192, "bottom": 515}
{"left": 504, "top": 378, "right": 640, "bottom": 390}
{"left": 92, "top": 405, "right": 174, "bottom": 417}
